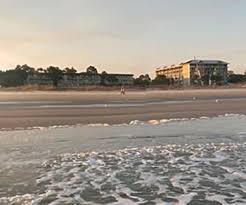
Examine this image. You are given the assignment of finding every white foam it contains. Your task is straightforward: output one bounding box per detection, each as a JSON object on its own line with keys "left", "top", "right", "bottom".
{"left": 0, "top": 194, "right": 35, "bottom": 205}
{"left": 129, "top": 120, "right": 144, "bottom": 125}
{"left": 148, "top": 120, "right": 160, "bottom": 125}
{"left": 176, "top": 192, "right": 197, "bottom": 205}
{"left": 206, "top": 194, "right": 229, "bottom": 205}
{"left": 221, "top": 166, "right": 246, "bottom": 179}
{"left": 170, "top": 174, "right": 187, "bottom": 192}
{"left": 87, "top": 123, "right": 110, "bottom": 127}
{"left": 1, "top": 113, "right": 246, "bottom": 132}
{"left": 1, "top": 114, "right": 246, "bottom": 205}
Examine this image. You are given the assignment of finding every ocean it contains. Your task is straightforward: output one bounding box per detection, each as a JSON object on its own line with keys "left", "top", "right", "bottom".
{"left": 0, "top": 114, "right": 245, "bottom": 205}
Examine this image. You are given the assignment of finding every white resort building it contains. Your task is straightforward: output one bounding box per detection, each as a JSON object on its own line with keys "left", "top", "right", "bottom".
{"left": 156, "top": 60, "right": 228, "bottom": 86}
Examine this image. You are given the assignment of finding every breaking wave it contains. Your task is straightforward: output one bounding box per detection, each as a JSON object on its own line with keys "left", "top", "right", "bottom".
{"left": 0, "top": 113, "right": 245, "bottom": 132}
{"left": 1, "top": 114, "right": 246, "bottom": 205}
{"left": 1, "top": 142, "right": 246, "bottom": 205}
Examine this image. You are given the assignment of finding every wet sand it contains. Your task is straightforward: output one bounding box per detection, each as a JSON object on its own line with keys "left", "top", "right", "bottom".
{"left": 1, "top": 88, "right": 246, "bottom": 129}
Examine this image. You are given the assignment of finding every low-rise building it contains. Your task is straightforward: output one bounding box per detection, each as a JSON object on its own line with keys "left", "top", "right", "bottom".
{"left": 102, "top": 74, "right": 134, "bottom": 86}
{"left": 59, "top": 73, "right": 101, "bottom": 87}
{"left": 27, "top": 72, "right": 134, "bottom": 87}
{"left": 156, "top": 60, "right": 228, "bottom": 86}
{"left": 27, "top": 73, "right": 53, "bottom": 85}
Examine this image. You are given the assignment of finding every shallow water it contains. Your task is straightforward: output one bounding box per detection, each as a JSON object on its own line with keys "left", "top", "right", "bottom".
{"left": 0, "top": 114, "right": 246, "bottom": 205}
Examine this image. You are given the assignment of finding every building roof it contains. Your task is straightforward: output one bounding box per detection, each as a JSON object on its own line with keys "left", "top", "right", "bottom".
{"left": 182, "top": 60, "right": 229, "bottom": 65}
{"left": 156, "top": 64, "right": 181, "bottom": 71}
{"left": 77, "top": 72, "right": 133, "bottom": 76}
{"left": 30, "top": 72, "right": 134, "bottom": 77}
{"left": 156, "top": 59, "right": 229, "bottom": 71}
{"left": 106, "top": 73, "right": 134, "bottom": 76}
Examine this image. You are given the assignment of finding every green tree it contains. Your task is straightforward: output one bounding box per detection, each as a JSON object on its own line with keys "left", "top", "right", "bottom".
{"left": 151, "top": 75, "right": 170, "bottom": 85}
{"left": 64, "top": 67, "right": 77, "bottom": 75}
{"left": 211, "top": 74, "right": 223, "bottom": 84}
{"left": 101, "top": 71, "right": 108, "bottom": 85}
{"left": 37, "top": 68, "right": 45, "bottom": 73}
{"left": 19, "top": 64, "right": 35, "bottom": 75}
{"left": 14, "top": 64, "right": 35, "bottom": 84}
{"left": 201, "top": 74, "right": 209, "bottom": 85}
{"left": 134, "top": 74, "right": 151, "bottom": 86}
{"left": 86, "top": 66, "right": 98, "bottom": 74}
{"left": 228, "top": 70, "right": 234, "bottom": 76}
{"left": 46, "top": 66, "right": 63, "bottom": 86}
{"left": 228, "top": 74, "right": 246, "bottom": 83}
{"left": 0, "top": 69, "right": 25, "bottom": 87}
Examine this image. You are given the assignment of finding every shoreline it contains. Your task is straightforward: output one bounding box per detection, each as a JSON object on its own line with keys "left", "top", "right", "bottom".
{"left": 1, "top": 88, "right": 246, "bottom": 129}
{"left": 0, "top": 113, "right": 244, "bottom": 132}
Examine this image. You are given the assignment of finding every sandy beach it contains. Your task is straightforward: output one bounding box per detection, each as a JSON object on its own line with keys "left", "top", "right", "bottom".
{"left": 1, "top": 89, "right": 246, "bottom": 205}
{"left": 1, "top": 88, "right": 246, "bottom": 129}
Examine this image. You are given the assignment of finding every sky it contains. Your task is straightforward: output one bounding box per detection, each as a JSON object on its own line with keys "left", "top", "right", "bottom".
{"left": 0, "top": 0, "right": 246, "bottom": 76}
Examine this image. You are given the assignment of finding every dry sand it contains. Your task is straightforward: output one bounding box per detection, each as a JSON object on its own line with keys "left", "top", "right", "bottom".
{"left": 1, "top": 88, "right": 246, "bottom": 129}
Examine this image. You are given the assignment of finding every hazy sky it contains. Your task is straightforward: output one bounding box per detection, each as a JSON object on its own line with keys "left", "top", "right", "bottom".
{"left": 0, "top": 0, "right": 246, "bottom": 76}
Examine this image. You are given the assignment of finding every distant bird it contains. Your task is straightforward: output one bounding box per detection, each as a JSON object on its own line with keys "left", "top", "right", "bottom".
{"left": 215, "top": 99, "right": 219, "bottom": 103}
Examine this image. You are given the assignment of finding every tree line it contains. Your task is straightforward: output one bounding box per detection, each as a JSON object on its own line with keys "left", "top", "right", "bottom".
{"left": 0, "top": 65, "right": 121, "bottom": 87}
{"left": 0, "top": 64, "right": 172, "bottom": 87}
{"left": 134, "top": 74, "right": 171, "bottom": 86}
{"left": 0, "top": 64, "right": 244, "bottom": 88}
{"left": 227, "top": 71, "right": 246, "bottom": 84}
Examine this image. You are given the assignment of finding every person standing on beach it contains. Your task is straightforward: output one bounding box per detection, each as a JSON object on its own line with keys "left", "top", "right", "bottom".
{"left": 120, "top": 85, "right": 126, "bottom": 95}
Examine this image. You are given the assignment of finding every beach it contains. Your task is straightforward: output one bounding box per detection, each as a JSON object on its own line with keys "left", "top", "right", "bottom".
{"left": 1, "top": 88, "right": 246, "bottom": 129}
{"left": 1, "top": 88, "right": 246, "bottom": 204}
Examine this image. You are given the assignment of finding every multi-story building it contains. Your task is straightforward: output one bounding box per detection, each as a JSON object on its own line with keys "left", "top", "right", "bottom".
{"left": 156, "top": 60, "right": 228, "bottom": 86}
